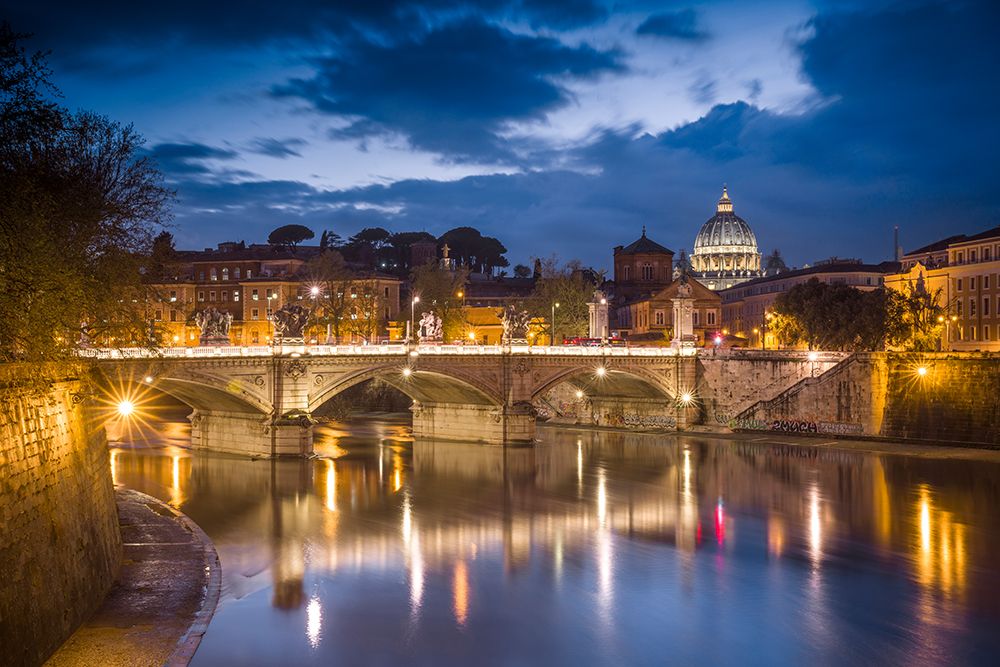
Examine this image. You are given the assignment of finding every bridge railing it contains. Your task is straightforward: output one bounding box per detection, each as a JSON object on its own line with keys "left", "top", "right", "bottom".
{"left": 77, "top": 343, "right": 694, "bottom": 359}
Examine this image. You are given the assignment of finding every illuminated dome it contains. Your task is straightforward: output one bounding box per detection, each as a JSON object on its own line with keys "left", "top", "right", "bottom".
{"left": 690, "top": 187, "right": 762, "bottom": 290}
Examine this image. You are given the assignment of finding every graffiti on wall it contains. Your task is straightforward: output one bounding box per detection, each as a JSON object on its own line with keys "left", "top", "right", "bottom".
{"left": 602, "top": 413, "right": 677, "bottom": 429}
{"left": 729, "top": 417, "right": 864, "bottom": 435}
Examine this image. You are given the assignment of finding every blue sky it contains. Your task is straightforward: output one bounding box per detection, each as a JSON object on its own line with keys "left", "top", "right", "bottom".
{"left": 5, "top": 0, "right": 998, "bottom": 270}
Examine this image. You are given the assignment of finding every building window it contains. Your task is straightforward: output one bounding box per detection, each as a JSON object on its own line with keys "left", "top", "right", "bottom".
{"left": 957, "top": 300, "right": 963, "bottom": 315}
{"left": 622, "top": 265, "right": 631, "bottom": 281}
{"left": 708, "top": 311, "right": 716, "bottom": 325}
{"left": 198, "top": 291, "right": 205, "bottom": 302}
{"left": 985, "top": 248, "right": 992, "bottom": 261}
{"left": 169, "top": 290, "right": 177, "bottom": 302}
{"left": 251, "top": 330, "right": 259, "bottom": 343}
{"left": 247, "top": 269, "right": 252, "bottom": 279}
{"left": 384, "top": 286, "right": 389, "bottom": 297}
{"left": 251, "top": 309, "right": 259, "bottom": 320}
{"left": 234, "top": 291, "right": 240, "bottom": 302}
{"left": 693, "top": 311, "right": 700, "bottom": 326}
{"left": 970, "top": 277, "right": 977, "bottom": 290}
{"left": 222, "top": 268, "right": 229, "bottom": 281}
{"left": 210, "top": 268, "right": 218, "bottom": 281}
{"left": 957, "top": 252, "right": 964, "bottom": 264}
{"left": 985, "top": 325, "right": 991, "bottom": 341}
{"left": 957, "top": 278, "right": 963, "bottom": 291}
{"left": 252, "top": 289, "right": 259, "bottom": 301}
{"left": 222, "top": 291, "right": 228, "bottom": 301}
{"left": 970, "top": 298, "right": 976, "bottom": 316}
{"left": 235, "top": 267, "right": 241, "bottom": 280}
{"left": 971, "top": 250, "right": 977, "bottom": 262}
{"left": 210, "top": 291, "right": 216, "bottom": 302}
{"left": 641, "top": 264, "right": 654, "bottom": 280}
{"left": 986, "top": 275, "right": 992, "bottom": 289}
{"left": 971, "top": 326, "right": 977, "bottom": 340}
{"left": 654, "top": 311, "right": 664, "bottom": 325}
{"left": 267, "top": 288, "right": 275, "bottom": 300}
{"left": 154, "top": 310, "right": 162, "bottom": 321}
{"left": 985, "top": 297, "right": 991, "bottom": 316}
{"left": 169, "top": 310, "right": 177, "bottom": 322}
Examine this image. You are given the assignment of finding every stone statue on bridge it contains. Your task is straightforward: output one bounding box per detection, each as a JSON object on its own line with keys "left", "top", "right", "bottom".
{"left": 499, "top": 305, "right": 531, "bottom": 344}
{"left": 194, "top": 307, "right": 233, "bottom": 346}
{"left": 271, "top": 304, "right": 311, "bottom": 343}
{"left": 418, "top": 310, "right": 443, "bottom": 343}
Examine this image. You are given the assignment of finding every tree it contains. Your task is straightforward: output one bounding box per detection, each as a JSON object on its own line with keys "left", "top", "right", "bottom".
{"left": 409, "top": 261, "right": 470, "bottom": 341}
{"left": 529, "top": 256, "right": 596, "bottom": 343}
{"left": 438, "top": 226, "right": 509, "bottom": 274}
{"left": 346, "top": 278, "right": 388, "bottom": 343}
{"left": 267, "top": 224, "right": 314, "bottom": 250}
{"left": 770, "top": 278, "right": 943, "bottom": 351}
{"left": 513, "top": 264, "right": 531, "bottom": 279}
{"left": 305, "top": 250, "right": 354, "bottom": 344}
{"left": 386, "top": 231, "right": 436, "bottom": 274}
{"left": 319, "top": 230, "right": 343, "bottom": 250}
{"left": 1, "top": 24, "right": 170, "bottom": 361}
{"left": 147, "top": 231, "right": 176, "bottom": 280}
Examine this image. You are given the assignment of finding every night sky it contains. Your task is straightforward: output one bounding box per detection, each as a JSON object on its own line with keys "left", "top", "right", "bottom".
{"left": 5, "top": 0, "right": 998, "bottom": 270}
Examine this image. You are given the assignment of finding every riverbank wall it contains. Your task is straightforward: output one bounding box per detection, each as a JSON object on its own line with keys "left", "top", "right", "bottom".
{"left": 733, "top": 353, "right": 1000, "bottom": 446}
{"left": 0, "top": 367, "right": 121, "bottom": 667}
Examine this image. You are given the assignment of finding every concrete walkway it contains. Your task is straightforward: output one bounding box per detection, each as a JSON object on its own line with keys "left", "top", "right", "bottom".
{"left": 45, "top": 489, "right": 220, "bottom": 667}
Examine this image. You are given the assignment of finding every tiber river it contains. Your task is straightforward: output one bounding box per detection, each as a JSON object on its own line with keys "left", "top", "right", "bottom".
{"left": 109, "top": 410, "right": 1000, "bottom": 666}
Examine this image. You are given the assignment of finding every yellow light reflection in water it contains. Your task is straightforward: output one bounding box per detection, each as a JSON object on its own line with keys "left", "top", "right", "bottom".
{"left": 325, "top": 459, "right": 337, "bottom": 512}
{"left": 169, "top": 453, "right": 185, "bottom": 508}
{"left": 393, "top": 455, "right": 403, "bottom": 493}
{"left": 809, "top": 483, "right": 822, "bottom": 567}
{"left": 109, "top": 450, "right": 118, "bottom": 486}
{"left": 768, "top": 515, "right": 785, "bottom": 557}
{"left": 913, "top": 484, "right": 967, "bottom": 599}
{"left": 453, "top": 560, "right": 469, "bottom": 627}
{"left": 597, "top": 468, "right": 607, "bottom": 526}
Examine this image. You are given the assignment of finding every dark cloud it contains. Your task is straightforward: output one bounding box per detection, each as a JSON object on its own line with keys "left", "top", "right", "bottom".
{"left": 274, "top": 19, "right": 624, "bottom": 162}
{"left": 518, "top": 0, "right": 608, "bottom": 29}
{"left": 636, "top": 9, "right": 708, "bottom": 41}
{"left": 247, "top": 137, "right": 307, "bottom": 159}
{"left": 147, "top": 142, "right": 238, "bottom": 175}
{"left": 158, "top": 1, "right": 1000, "bottom": 269}
{"left": 687, "top": 72, "right": 717, "bottom": 105}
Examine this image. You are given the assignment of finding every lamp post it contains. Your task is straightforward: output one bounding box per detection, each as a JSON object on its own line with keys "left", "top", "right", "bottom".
{"left": 410, "top": 295, "right": 420, "bottom": 343}
{"left": 551, "top": 301, "right": 560, "bottom": 346}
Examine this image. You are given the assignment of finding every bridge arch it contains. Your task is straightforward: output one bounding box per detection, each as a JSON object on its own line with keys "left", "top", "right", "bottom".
{"left": 309, "top": 363, "right": 502, "bottom": 414}
{"left": 532, "top": 364, "right": 680, "bottom": 402}
{"left": 102, "top": 364, "right": 273, "bottom": 415}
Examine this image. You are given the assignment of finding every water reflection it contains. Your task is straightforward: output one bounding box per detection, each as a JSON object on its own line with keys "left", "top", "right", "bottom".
{"left": 109, "top": 422, "right": 1000, "bottom": 666}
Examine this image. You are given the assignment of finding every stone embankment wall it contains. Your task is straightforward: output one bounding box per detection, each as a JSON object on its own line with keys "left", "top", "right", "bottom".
{"left": 735, "top": 353, "right": 1000, "bottom": 446}
{"left": 697, "top": 351, "right": 847, "bottom": 427}
{"left": 0, "top": 369, "right": 122, "bottom": 667}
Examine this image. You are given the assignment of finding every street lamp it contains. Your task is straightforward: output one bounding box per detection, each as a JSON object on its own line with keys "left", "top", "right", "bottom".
{"left": 410, "top": 296, "right": 420, "bottom": 342}
{"left": 551, "top": 301, "right": 560, "bottom": 346}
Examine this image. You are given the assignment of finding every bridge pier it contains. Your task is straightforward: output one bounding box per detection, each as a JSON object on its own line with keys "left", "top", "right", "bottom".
{"left": 189, "top": 410, "right": 313, "bottom": 458}
{"left": 411, "top": 402, "right": 535, "bottom": 445}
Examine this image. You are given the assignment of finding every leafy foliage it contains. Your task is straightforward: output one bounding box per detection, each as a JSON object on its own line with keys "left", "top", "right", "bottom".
{"left": 770, "top": 278, "right": 942, "bottom": 351}
{"left": 529, "top": 257, "right": 597, "bottom": 342}
{"left": 267, "top": 223, "right": 314, "bottom": 249}
{"left": 0, "top": 25, "right": 170, "bottom": 361}
{"left": 438, "top": 226, "right": 508, "bottom": 275}
{"left": 409, "top": 261, "right": 470, "bottom": 341}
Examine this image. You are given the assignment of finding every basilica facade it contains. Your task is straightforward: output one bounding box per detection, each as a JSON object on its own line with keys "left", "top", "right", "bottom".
{"left": 689, "top": 187, "right": 762, "bottom": 290}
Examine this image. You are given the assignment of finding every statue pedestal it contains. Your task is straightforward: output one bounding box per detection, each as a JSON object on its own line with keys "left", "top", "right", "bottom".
{"left": 199, "top": 335, "right": 231, "bottom": 346}
{"left": 418, "top": 337, "right": 443, "bottom": 345}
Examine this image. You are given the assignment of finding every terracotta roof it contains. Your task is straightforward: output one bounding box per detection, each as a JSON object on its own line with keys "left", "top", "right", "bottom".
{"left": 616, "top": 229, "right": 674, "bottom": 256}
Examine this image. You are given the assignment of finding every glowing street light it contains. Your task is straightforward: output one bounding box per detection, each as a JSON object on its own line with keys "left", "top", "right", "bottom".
{"left": 410, "top": 295, "right": 420, "bottom": 342}
{"left": 402, "top": 367, "right": 412, "bottom": 378}
{"left": 551, "top": 301, "right": 561, "bottom": 346}
{"left": 575, "top": 390, "right": 584, "bottom": 399}
{"left": 917, "top": 366, "right": 928, "bottom": 377}
{"left": 143, "top": 375, "right": 154, "bottom": 383}
{"left": 680, "top": 392, "right": 693, "bottom": 405}
{"left": 595, "top": 366, "right": 606, "bottom": 378}
{"left": 808, "top": 351, "right": 819, "bottom": 362}
{"left": 117, "top": 400, "right": 135, "bottom": 417}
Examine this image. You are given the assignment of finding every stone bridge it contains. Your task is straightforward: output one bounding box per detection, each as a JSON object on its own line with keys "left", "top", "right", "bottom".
{"left": 87, "top": 344, "right": 846, "bottom": 456}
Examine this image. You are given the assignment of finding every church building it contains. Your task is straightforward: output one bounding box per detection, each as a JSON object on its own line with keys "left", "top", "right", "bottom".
{"left": 689, "top": 187, "right": 763, "bottom": 290}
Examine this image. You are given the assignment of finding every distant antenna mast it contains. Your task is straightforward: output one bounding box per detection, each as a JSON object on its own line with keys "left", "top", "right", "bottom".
{"left": 893, "top": 225, "right": 900, "bottom": 261}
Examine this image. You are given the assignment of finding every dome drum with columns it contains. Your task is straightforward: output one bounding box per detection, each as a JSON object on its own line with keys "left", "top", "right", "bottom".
{"left": 689, "top": 187, "right": 762, "bottom": 290}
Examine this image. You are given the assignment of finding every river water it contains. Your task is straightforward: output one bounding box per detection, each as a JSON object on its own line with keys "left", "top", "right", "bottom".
{"left": 109, "top": 414, "right": 1000, "bottom": 666}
